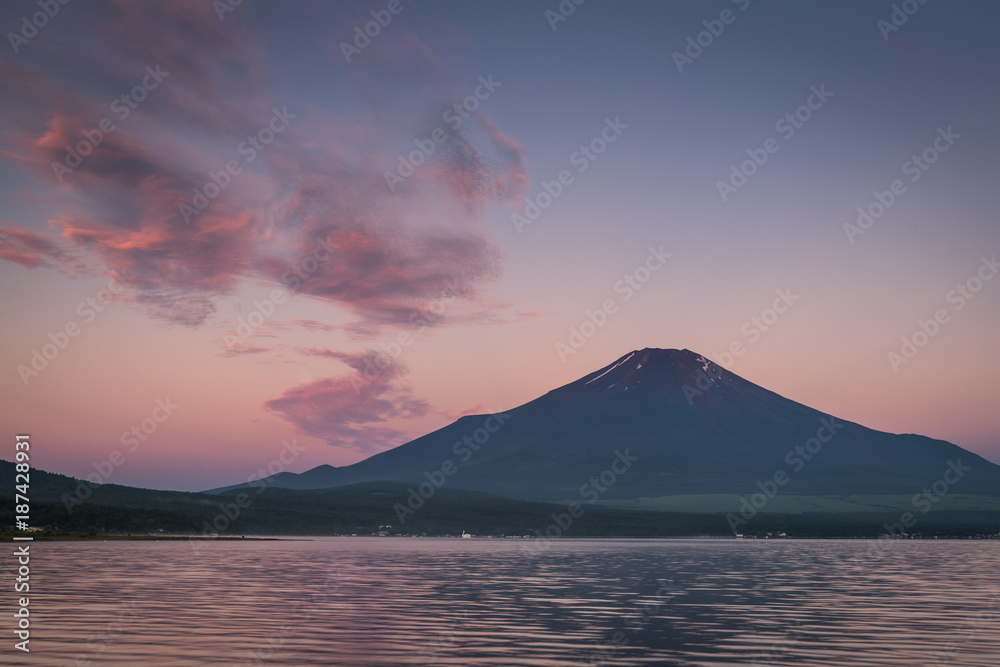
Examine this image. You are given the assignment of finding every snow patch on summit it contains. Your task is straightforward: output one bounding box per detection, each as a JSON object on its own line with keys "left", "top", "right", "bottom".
{"left": 585, "top": 351, "right": 636, "bottom": 385}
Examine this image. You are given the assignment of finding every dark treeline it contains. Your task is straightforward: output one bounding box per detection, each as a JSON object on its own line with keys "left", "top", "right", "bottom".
{"left": 3, "top": 461, "right": 998, "bottom": 538}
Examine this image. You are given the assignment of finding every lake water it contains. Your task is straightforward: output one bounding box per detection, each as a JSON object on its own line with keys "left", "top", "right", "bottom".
{"left": 9, "top": 538, "right": 1000, "bottom": 666}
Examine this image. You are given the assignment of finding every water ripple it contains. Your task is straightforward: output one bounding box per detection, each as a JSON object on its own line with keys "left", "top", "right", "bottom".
{"left": 7, "top": 538, "right": 999, "bottom": 666}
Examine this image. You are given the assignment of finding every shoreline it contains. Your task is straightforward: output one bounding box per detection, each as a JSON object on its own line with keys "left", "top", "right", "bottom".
{"left": 6, "top": 532, "right": 997, "bottom": 542}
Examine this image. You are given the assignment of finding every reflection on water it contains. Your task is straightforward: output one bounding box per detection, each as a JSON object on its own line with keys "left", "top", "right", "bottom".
{"left": 9, "top": 538, "right": 1000, "bottom": 665}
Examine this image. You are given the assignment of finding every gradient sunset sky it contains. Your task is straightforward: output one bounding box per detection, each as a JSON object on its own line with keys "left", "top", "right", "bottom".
{"left": 2, "top": 0, "right": 998, "bottom": 491}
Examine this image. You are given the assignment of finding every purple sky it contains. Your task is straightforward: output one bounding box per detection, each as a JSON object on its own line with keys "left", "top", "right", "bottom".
{"left": 1, "top": 0, "right": 998, "bottom": 490}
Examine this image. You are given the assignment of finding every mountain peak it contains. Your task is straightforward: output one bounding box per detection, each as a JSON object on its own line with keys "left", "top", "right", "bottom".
{"left": 628, "top": 347, "right": 702, "bottom": 360}
{"left": 618, "top": 347, "right": 711, "bottom": 365}
{"left": 575, "top": 347, "right": 727, "bottom": 395}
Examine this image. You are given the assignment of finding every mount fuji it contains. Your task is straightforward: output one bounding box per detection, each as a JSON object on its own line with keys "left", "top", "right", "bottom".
{"left": 209, "top": 348, "right": 1000, "bottom": 512}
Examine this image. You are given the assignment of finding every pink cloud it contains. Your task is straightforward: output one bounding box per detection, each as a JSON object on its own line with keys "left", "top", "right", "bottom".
{"left": 264, "top": 350, "right": 428, "bottom": 452}
{"left": 0, "top": 1, "right": 526, "bottom": 332}
{"left": 0, "top": 225, "right": 80, "bottom": 270}
{"left": 219, "top": 344, "right": 276, "bottom": 357}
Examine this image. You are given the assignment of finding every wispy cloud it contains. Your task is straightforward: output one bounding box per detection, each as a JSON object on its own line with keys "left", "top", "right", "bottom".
{"left": 292, "top": 319, "right": 341, "bottom": 333}
{"left": 0, "top": 0, "right": 526, "bottom": 332}
{"left": 264, "top": 350, "right": 428, "bottom": 453}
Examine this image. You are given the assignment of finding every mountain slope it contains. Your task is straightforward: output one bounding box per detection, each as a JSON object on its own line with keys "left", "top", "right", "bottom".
{"left": 209, "top": 348, "right": 1000, "bottom": 504}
